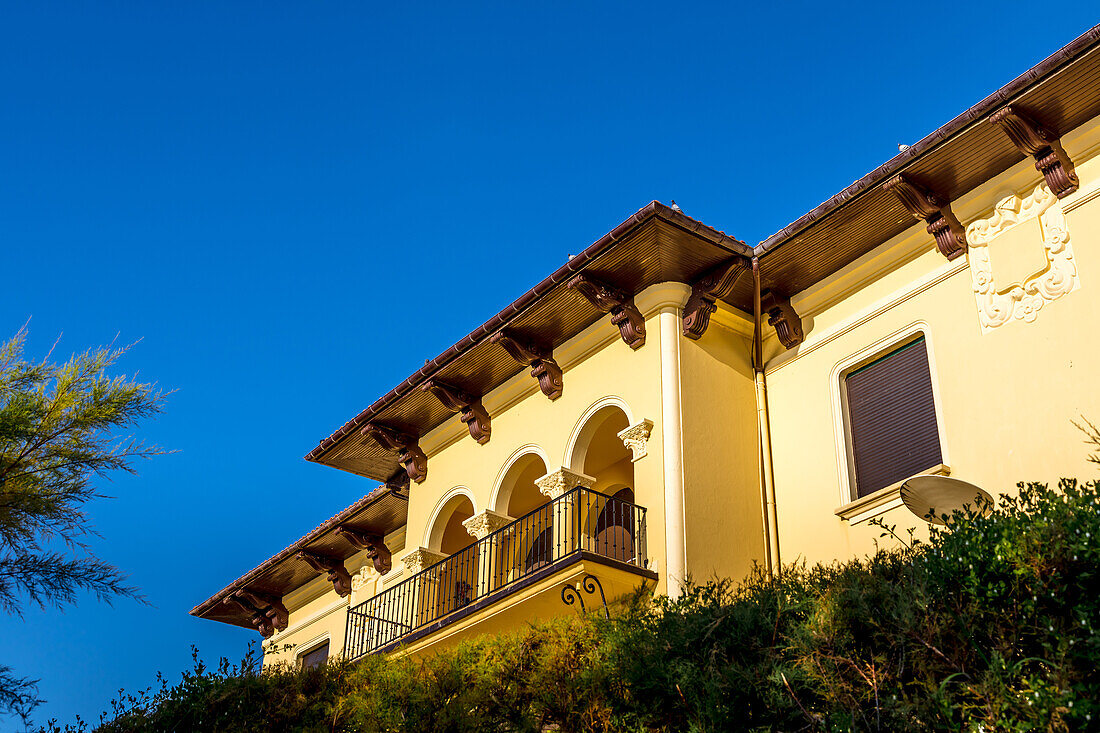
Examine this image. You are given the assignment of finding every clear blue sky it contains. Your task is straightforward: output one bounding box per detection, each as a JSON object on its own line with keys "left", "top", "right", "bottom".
{"left": 2, "top": 2, "right": 1097, "bottom": 727}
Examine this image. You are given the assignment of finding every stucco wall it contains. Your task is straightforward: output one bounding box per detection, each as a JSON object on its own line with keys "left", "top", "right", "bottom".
{"left": 765, "top": 114, "right": 1100, "bottom": 567}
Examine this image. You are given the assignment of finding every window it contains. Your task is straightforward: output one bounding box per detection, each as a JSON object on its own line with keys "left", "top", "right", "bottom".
{"left": 843, "top": 335, "right": 942, "bottom": 498}
{"left": 299, "top": 641, "right": 329, "bottom": 669}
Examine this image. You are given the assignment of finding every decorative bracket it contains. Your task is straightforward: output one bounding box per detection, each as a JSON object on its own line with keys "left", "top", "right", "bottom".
{"left": 336, "top": 525, "right": 393, "bottom": 574}
{"left": 490, "top": 330, "right": 563, "bottom": 400}
{"left": 559, "top": 574, "right": 610, "bottom": 619}
{"left": 991, "top": 106, "right": 1078, "bottom": 199}
{"left": 297, "top": 551, "right": 353, "bottom": 597}
{"left": 360, "top": 423, "right": 428, "bottom": 484}
{"left": 683, "top": 257, "right": 751, "bottom": 339}
{"left": 223, "top": 595, "right": 276, "bottom": 638}
{"left": 234, "top": 589, "right": 289, "bottom": 632}
{"left": 883, "top": 174, "right": 967, "bottom": 260}
{"left": 761, "top": 291, "right": 805, "bottom": 349}
{"left": 421, "top": 379, "right": 491, "bottom": 445}
{"left": 567, "top": 274, "right": 646, "bottom": 349}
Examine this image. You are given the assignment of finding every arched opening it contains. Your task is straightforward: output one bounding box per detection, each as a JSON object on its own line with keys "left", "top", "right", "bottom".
{"left": 571, "top": 404, "right": 634, "bottom": 495}
{"left": 424, "top": 492, "right": 477, "bottom": 615}
{"left": 499, "top": 452, "right": 549, "bottom": 519}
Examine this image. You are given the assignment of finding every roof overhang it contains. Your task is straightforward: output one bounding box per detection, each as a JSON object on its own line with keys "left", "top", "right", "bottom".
{"left": 190, "top": 485, "right": 408, "bottom": 629}
{"left": 306, "top": 203, "right": 753, "bottom": 481}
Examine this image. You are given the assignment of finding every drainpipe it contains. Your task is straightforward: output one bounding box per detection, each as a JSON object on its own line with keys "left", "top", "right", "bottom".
{"left": 753, "top": 258, "right": 781, "bottom": 575}
{"left": 658, "top": 300, "right": 687, "bottom": 600}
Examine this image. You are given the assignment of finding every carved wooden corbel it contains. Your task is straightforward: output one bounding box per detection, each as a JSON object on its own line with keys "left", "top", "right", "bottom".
{"left": 883, "top": 175, "right": 967, "bottom": 260}
{"left": 683, "top": 257, "right": 751, "bottom": 340}
{"left": 761, "top": 291, "right": 805, "bottom": 349}
{"left": 223, "top": 595, "right": 275, "bottom": 638}
{"left": 336, "top": 525, "right": 393, "bottom": 574}
{"left": 360, "top": 423, "right": 428, "bottom": 484}
{"left": 991, "top": 106, "right": 1079, "bottom": 198}
{"left": 297, "top": 551, "right": 353, "bottom": 597}
{"left": 421, "top": 379, "right": 491, "bottom": 445}
{"left": 566, "top": 274, "right": 646, "bottom": 349}
{"left": 234, "top": 590, "right": 289, "bottom": 632}
{"left": 490, "top": 330, "right": 564, "bottom": 400}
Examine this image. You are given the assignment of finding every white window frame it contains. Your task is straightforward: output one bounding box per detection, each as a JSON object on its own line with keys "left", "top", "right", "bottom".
{"left": 830, "top": 321, "right": 951, "bottom": 523}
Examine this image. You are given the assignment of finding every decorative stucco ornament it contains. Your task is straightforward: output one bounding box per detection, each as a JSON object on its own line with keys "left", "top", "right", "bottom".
{"left": 350, "top": 564, "right": 380, "bottom": 605}
{"left": 462, "top": 510, "right": 513, "bottom": 540}
{"left": 535, "top": 467, "right": 595, "bottom": 499}
{"left": 966, "top": 183, "right": 1078, "bottom": 333}
{"left": 617, "top": 419, "right": 654, "bottom": 462}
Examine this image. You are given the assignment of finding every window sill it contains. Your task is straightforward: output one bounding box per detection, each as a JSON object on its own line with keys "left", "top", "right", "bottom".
{"left": 835, "top": 464, "right": 951, "bottom": 525}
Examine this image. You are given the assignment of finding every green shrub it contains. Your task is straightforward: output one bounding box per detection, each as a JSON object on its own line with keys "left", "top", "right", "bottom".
{"left": 47, "top": 478, "right": 1100, "bottom": 732}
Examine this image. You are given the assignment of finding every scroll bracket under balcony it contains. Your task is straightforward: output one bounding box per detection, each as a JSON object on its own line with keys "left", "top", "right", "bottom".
{"left": 560, "top": 574, "right": 610, "bottom": 619}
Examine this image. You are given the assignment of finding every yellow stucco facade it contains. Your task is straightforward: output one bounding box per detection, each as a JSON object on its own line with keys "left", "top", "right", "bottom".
{"left": 189, "top": 34, "right": 1100, "bottom": 671}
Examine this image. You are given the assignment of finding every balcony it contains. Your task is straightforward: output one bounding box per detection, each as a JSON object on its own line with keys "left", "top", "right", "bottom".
{"left": 345, "top": 486, "right": 653, "bottom": 659}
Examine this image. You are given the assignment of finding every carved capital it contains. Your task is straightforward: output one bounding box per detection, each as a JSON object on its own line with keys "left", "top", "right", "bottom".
{"left": 883, "top": 175, "right": 967, "bottom": 260}
{"left": 336, "top": 526, "right": 392, "bottom": 574}
{"left": 761, "top": 291, "right": 805, "bottom": 350}
{"left": 535, "top": 467, "right": 595, "bottom": 499}
{"left": 683, "top": 257, "right": 751, "bottom": 339}
{"left": 400, "top": 547, "right": 448, "bottom": 575}
{"left": 616, "top": 419, "right": 654, "bottom": 462}
{"left": 462, "top": 510, "right": 513, "bottom": 540}
{"left": 297, "top": 551, "right": 352, "bottom": 597}
{"left": 567, "top": 274, "right": 646, "bottom": 349}
{"left": 360, "top": 423, "right": 428, "bottom": 484}
{"left": 490, "top": 330, "right": 564, "bottom": 400}
{"left": 991, "top": 106, "right": 1078, "bottom": 198}
{"left": 421, "top": 379, "right": 491, "bottom": 445}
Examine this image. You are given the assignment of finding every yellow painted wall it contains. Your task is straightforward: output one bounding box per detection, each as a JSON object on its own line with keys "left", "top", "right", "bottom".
{"left": 679, "top": 326, "right": 764, "bottom": 583}
{"left": 765, "top": 115, "right": 1100, "bottom": 567}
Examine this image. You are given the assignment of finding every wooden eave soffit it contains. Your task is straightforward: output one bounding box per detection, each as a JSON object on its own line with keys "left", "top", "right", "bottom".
{"left": 336, "top": 525, "right": 393, "bottom": 574}
{"left": 567, "top": 274, "right": 646, "bottom": 349}
{"left": 991, "top": 106, "right": 1079, "bottom": 198}
{"left": 421, "top": 378, "right": 491, "bottom": 445}
{"left": 490, "top": 330, "right": 564, "bottom": 400}
{"left": 683, "top": 256, "right": 751, "bottom": 340}
{"left": 297, "top": 551, "right": 353, "bottom": 597}
{"left": 361, "top": 423, "right": 428, "bottom": 484}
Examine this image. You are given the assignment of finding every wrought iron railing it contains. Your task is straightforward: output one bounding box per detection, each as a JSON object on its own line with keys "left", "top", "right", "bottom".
{"left": 344, "top": 486, "right": 647, "bottom": 659}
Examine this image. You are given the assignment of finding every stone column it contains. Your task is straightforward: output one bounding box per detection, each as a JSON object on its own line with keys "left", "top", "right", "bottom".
{"left": 462, "top": 510, "right": 513, "bottom": 596}
{"left": 400, "top": 547, "right": 447, "bottom": 628}
{"left": 535, "top": 468, "right": 596, "bottom": 557}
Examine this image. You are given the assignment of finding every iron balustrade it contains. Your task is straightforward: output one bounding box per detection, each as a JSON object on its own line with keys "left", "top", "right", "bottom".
{"left": 344, "top": 486, "right": 647, "bottom": 660}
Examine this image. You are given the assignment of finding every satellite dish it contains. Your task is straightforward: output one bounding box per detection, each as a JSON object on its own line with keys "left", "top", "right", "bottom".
{"left": 900, "top": 475, "right": 993, "bottom": 525}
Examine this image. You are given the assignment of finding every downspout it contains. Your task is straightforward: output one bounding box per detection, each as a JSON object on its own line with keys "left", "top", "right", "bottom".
{"left": 753, "top": 258, "right": 781, "bottom": 575}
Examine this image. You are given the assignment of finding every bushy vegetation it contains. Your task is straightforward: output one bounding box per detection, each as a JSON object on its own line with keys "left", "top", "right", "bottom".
{"left": 49, "top": 477, "right": 1100, "bottom": 732}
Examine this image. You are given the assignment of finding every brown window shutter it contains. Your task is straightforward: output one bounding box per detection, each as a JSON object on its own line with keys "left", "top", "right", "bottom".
{"left": 844, "top": 336, "right": 942, "bottom": 498}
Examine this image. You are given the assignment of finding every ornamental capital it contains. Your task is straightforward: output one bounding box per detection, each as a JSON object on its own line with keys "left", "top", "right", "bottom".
{"left": 399, "top": 547, "right": 448, "bottom": 575}
{"left": 535, "top": 467, "right": 595, "bottom": 499}
{"left": 462, "top": 510, "right": 513, "bottom": 540}
{"left": 617, "top": 418, "right": 654, "bottom": 462}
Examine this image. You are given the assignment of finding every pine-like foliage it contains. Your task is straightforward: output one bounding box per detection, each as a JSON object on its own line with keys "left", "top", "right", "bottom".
{"left": 0, "top": 329, "right": 166, "bottom": 723}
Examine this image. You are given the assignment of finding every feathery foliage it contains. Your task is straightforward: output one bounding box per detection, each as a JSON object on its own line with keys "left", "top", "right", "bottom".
{"left": 0, "top": 329, "right": 167, "bottom": 723}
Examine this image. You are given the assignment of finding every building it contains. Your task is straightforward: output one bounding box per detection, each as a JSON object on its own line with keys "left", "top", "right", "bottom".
{"left": 192, "top": 26, "right": 1100, "bottom": 669}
